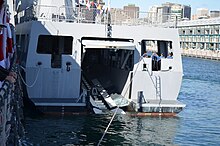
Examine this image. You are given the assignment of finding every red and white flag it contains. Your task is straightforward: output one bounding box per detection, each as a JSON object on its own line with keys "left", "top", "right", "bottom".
{"left": 0, "top": 31, "right": 4, "bottom": 67}
{"left": 2, "top": 7, "right": 7, "bottom": 68}
{"left": 86, "top": 0, "right": 91, "bottom": 10}
{"left": 78, "top": 0, "right": 86, "bottom": 6}
{"left": 5, "top": 12, "right": 13, "bottom": 69}
{"left": 0, "top": 5, "right": 5, "bottom": 68}
{"left": 0, "top": 0, "right": 5, "bottom": 87}
{"left": 6, "top": 23, "right": 13, "bottom": 54}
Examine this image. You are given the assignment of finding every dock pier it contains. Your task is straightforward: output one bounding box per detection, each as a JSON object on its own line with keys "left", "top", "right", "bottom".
{"left": 182, "top": 49, "right": 220, "bottom": 60}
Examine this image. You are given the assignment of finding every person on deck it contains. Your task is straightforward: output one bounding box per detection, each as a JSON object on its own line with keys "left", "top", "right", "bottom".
{"left": 167, "top": 52, "right": 173, "bottom": 59}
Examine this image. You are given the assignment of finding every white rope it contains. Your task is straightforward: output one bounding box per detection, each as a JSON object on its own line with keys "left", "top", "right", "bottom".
{"left": 76, "top": 89, "right": 87, "bottom": 103}
{"left": 121, "top": 55, "right": 144, "bottom": 99}
{"left": 97, "top": 54, "right": 144, "bottom": 146}
{"left": 97, "top": 107, "right": 118, "bottom": 146}
{"left": 16, "top": 24, "right": 41, "bottom": 88}
{"left": 18, "top": 66, "right": 41, "bottom": 88}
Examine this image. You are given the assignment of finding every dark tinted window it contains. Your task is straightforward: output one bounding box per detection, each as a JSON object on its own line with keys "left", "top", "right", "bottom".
{"left": 37, "top": 35, "right": 73, "bottom": 54}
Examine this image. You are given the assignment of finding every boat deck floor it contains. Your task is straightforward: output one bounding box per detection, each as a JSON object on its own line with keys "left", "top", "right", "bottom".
{"left": 141, "top": 99, "right": 185, "bottom": 108}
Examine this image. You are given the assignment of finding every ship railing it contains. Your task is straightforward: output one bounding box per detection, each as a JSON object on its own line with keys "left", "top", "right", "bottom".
{"left": 0, "top": 81, "right": 14, "bottom": 145}
{"left": 15, "top": 5, "right": 178, "bottom": 27}
{"left": 0, "top": 65, "right": 25, "bottom": 145}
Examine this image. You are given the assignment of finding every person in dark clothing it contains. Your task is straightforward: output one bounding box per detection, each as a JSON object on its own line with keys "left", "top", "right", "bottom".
{"left": 0, "top": 66, "right": 17, "bottom": 83}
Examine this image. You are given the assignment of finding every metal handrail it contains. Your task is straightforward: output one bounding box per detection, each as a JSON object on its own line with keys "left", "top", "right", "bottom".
{"left": 0, "top": 65, "right": 25, "bottom": 146}
{"left": 142, "top": 58, "right": 162, "bottom": 102}
{"left": 16, "top": 5, "right": 176, "bottom": 27}
{"left": 0, "top": 81, "right": 14, "bottom": 146}
{"left": 142, "top": 58, "right": 157, "bottom": 89}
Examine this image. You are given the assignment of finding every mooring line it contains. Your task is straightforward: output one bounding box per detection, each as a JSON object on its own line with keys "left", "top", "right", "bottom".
{"left": 97, "top": 55, "right": 144, "bottom": 146}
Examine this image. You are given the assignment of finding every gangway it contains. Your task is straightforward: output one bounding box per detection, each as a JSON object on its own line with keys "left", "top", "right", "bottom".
{"left": 81, "top": 75, "right": 125, "bottom": 114}
{"left": 81, "top": 74, "right": 125, "bottom": 114}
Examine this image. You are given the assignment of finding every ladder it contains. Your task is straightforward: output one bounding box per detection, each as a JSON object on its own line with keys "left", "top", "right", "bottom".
{"left": 155, "top": 76, "right": 161, "bottom": 100}
{"left": 91, "top": 79, "right": 125, "bottom": 114}
{"left": 82, "top": 74, "right": 125, "bottom": 114}
{"left": 81, "top": 75, "right": 91, "bottom": 91}
{"left": 91, "top": 79, "right": 116, "bottom": 109}
{"left": 155, "top": 76, "right": 162, "bottom": 112}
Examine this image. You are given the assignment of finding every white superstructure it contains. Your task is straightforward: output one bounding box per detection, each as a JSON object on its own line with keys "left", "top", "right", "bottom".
{"left": 15, "top": 1, "right": 185, "bottom": 115}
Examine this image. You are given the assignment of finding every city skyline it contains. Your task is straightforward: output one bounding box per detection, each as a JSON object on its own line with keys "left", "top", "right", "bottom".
{"left": 102, "top": 0, "right": 219, "bottom": 14}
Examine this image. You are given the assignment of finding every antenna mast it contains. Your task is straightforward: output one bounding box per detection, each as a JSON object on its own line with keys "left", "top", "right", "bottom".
{"left": 107, "top": 0, "right": 112, "bottom": 37}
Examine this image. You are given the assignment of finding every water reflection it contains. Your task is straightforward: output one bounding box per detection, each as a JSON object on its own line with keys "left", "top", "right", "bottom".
{"left": 111, "top": 116, "right": 181, "bottom": 146}
{"left": 24, "top": 115, "right": 86, "bottom": 145}
{"left": 24, "top": 115, "right": 181, "bottom": 145}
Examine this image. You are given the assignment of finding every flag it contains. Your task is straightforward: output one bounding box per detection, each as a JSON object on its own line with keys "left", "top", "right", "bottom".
{"left": 107, "top": 0, "right": 111, "bottom": 12}
{"left": 0, "top": 0, "right": 5, "bottom": 87}
{"left": 79, "top": 0, "right": 86, "bottom": 5}
{"left": 0, "top": 30, "right": 4, "bottom": 67}
{"left": 2, "top": 7, "right": 7, "bottom": 68}
{"left": 75, "top": 0, "right": 86, "bottom": 6}
{"left": 86, "top": 0, "right": 90, "bottom": 10}
{"left": 90, "top": 1, "right": 95, "bottom": 8}
{"left": 0, "top": 6, "right": 5, "bottom": 68}
{"left": 6, "top": 15, "right": 13, "bottom": 54}
{"left": 96, "top": 4, "right": 102, "bottom": 15}
{"left": 5, "top": 17, "right": 13, "bottom": 69}
{"left": 0, "top": 6, "right": 13, "bottom": 69}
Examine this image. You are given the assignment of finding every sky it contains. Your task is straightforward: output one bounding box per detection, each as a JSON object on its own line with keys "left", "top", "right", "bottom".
{"left": 102, "top": 0, "right": 220, "bottom": 14}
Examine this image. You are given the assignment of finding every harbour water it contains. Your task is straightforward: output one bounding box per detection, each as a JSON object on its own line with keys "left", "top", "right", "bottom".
{"left": 22, "top": 57, "right": 220, "bottom": 146}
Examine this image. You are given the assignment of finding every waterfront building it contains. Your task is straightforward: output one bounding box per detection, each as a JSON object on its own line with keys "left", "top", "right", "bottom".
{"left": 210, "top": 10, "right": 220, "bottom": 18}
{"left": 178, "top": 17, "right": 220, "bottom": 51}
{"left": 148, "top": 5, "right": 171, "bottom": 24}
{"left": 170, "top": 4, "right": 183, "bottom": 22}
{"left": 110, "top": 8, "right": 132, "bottom": 25}
{"left": 162, "top": 2, "right": 191, "bottom": 21}
{"left": 157, "top": 6, "right": 171, "bottom": 23}
{"left": 196, "top": 8, "right": 209, "bottom": 19}
{"left": 123, "top": 4, "right": 140, "bottom": 19}
{"left": 148, "top": 2, "right": 191, "bottom": 24}
{"left": 147, "top": 5, "right": 159, "bottom": 24}
{"left": 110, "top": 4, "right": 140, "bottom": 25}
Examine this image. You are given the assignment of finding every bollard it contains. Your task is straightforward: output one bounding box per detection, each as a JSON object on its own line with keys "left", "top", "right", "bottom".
{"left": 138, "top": 91, "right": 144, "bottom": 112}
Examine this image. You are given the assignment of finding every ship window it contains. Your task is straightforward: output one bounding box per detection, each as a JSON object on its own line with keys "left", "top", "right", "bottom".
{"left": 37, "top": 35, "right": 73, "bottom": 55}
{"left": 141, "top": 40, "right": 173, "bottom": 58}
{"left": 141, "top": 40, "right": 156, "bottom": 57}
{"left": 157, "top": 41, "right": 172, "bottom": 58}
{"left": 141, "top": 40, "right": 173, "bottom": 71}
